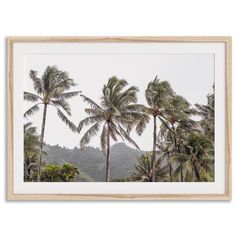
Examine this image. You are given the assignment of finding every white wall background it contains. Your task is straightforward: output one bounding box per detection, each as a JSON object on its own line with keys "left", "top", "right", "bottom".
{"left": 0, "top": 0, "right": 234, "bottom": 235}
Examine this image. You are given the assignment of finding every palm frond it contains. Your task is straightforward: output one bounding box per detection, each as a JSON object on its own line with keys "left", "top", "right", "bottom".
{"left": 24, "top": 92, "right": 42, "bottom": 102}
{"left": 51, "top": 99, "right": 71, "bottom": 115}
{"left": 50, "top": 79, "right": 75, "bottom": 97}
{"left": 109, "top": 121, "right": 124, "bottom": 141}
{"left": 29, "top": 70, "right": 43, "bottom": 95}
{"left": 117, "top": 125, "right": 139, "bottom": 149}
{"left": 80, "top": 123, "right": 100, "bottom": 149}
{"left": 122, "top": 104, "right": 145, "bottom": 112}
{"left": 24, "top": 104, "right": 40, "bottom": 118}
{"left": 80, "top": 95, "right": 104, "bottom": 111}
{"left": 59, "top": 91, "right": 81, "bottom": 99}
{"left": 112, "top": 115, "right": 133, "bottom": 132}
{"left": 112, "top": 78, "right": 128, "bottom": 95}
{"left": 196, "top": 163, "right": 214, "bottom": 182}
{"left": 24, "top": 122, "right": 33, "bottom": 131}
{"left": 84, "top": 108, "right": 105, "bottom": 117}
{"left": 108, "top": 126, "right": 118, "bottom": 142}
{"left": 78, "top": 115, "right": 104, "bottom": 133}
{"left": 57, "top": 109, "right": 77, "bottom": 132}
{"left": 136, "top": 114, "right": 150, "bottom": 135}
{"left": 155, "top": 154, "right": 167, "bottom": 167}
{"left": 156, "top": 165, "right": 170, "bottom": 177}
{"left": 115, "top": 86, "right": 139, "bottom": 107}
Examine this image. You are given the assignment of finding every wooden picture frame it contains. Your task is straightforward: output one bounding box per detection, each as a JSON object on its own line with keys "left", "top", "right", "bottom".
{"left": 7, "top": 36, "right": 232, "bottom": 200}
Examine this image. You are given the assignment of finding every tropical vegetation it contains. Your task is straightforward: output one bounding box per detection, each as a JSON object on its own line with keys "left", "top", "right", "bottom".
{"left": 41, "top": 163, "right": 79, "bottom": 182}
{"left": 24, "top": 66, "right": 214, "bottom": 182}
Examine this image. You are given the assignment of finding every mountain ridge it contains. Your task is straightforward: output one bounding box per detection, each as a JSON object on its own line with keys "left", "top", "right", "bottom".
{"left": 43, "top": 142, "right": 145, "bottom": 181}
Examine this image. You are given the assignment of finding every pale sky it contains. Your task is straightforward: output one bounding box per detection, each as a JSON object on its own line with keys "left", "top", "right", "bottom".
{"left": 24, "top": 53, "right": 214, "bottom": 151}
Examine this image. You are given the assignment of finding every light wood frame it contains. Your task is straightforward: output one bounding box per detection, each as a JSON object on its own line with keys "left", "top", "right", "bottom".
{"left": 7, "top": 36, "right": 232, "bottom": 201}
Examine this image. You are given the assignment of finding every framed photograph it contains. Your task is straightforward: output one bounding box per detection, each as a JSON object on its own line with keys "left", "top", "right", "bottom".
{"left": 7, "top": 36, "right": 232, "bottom": 200}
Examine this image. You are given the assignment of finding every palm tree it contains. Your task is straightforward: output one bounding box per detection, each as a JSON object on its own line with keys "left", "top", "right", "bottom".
{"left": 195, "top": 88, "right": 214, "bottom": 141}
{"left": 157, "top": 140, "right": 174, "bottom": 182}
{"left": 171, "top": 133, "right": 214, "bottom": 182}
{"left": 78, "top": 76, "right": 144, "bottom": 182}
{"left": 24, "top": 122, "right": 40, "bottom": 181}
{"left": 158, "top": 95, "right": 195, "bottom": 181}
{"left": 130, "top": 152, "right": 169, "bottom": 182}
{"left": 162, "top": 95, "right": 192, "bottom": 145}
{"left": 136, "top": 76, "right": 173, "bottom": 182}
{"left": 24, "top": 66, "right": 80, "bottom": 181}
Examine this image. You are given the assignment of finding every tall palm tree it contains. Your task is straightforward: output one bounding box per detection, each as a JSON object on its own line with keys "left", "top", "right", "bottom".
{"left": 158, "top": 95, "right": 195, "bottom": 181}
{"left": 136, "top": 76, "right": 173, "bottom": 182}
{"left": 78, "top": 76, "right": 144, "bottom": 182}
{"left": 24, "top": 66, "right": 80, "bottom": 181}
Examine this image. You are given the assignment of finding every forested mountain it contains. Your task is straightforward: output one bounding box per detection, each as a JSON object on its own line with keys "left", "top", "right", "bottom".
{"left": 43, "top": 143, "right": 144, "bottom": 181}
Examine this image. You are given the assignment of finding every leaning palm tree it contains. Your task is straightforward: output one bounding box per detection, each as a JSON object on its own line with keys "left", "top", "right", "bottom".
{"left": 24, "top": 66, "right": 80, "bottom": 181}
{"left": 157, "top": 95, "right": 196, "bottom": 181}
{"left": 195, "top": 89, "right": 215, "bottom": 141}
{"left": 171, "top": 133, "right": 214, "bottom": 182}
{"left": 78, "top": 76, "right": 144, "bottom": 182}
{"left": 135, "top": 76, "right": 174, "bottom": 181}
{"left": 162, "top": 95, "right": 192, "bottom": 146}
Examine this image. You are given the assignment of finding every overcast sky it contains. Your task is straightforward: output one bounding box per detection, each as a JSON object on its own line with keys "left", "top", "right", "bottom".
{"left": 24, "top": 53, "right": 214, "bottom": 151}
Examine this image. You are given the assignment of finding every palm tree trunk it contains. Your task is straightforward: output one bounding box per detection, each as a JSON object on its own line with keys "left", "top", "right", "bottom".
{"left": 194, "top": 166, "right": 200, "bottom": 181}
{"left": 171, "top": 123, "right": 178, "bottom": 148}
{"left": 152, "top": 116, "right": 157, "bottom": 182}
{"left": 105, "top": 124, "right": 110, "bottom": 182}
{"left": 172, "top": 124, "right": 184, "bottom": 182}
{"left": 37, "top": 103, "right": 48, "bottom": 182}
{"left": 181, "top": 173, "right": 184, "bottom": 182}
{"left": 180, "top": 163, "right": 184, "bottom": 182}
{"left": 192, "top": 165, "right": 195, "bottom": 182}
{"left": 167, "top": 152, "right": 172, "bottom": 182}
